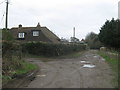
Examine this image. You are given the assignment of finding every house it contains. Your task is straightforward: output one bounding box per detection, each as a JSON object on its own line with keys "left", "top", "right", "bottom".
{"left": 70, "top": 37, "right": 79, "bottom": 43}
{"left": 9, "top": 23, "right": 61, "bottom": 43}
{"left": 80, "top": 39, "right": 85, "bottom": 44}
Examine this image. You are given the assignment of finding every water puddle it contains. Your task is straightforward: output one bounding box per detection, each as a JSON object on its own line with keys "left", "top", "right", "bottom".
{"left": 101, "top": 58, "right": 105, "bottom": 61}
{"left": 80, "top": 61, "right": 90, "bottom": 63}
{"left": 83, "top": 64, "right": 96, "bottom": 68}
{"left": 36, "top": 74, "right": 46, "bottom": 77}
{"left": 93, "top": 56, "right": 98, "bottom": 58}
{"left": 27, "top": 72, "right": 34, "bottom": 77}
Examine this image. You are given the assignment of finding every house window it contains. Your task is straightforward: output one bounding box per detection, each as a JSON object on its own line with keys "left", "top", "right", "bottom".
{"left": 33, "top": 31, "right": 39, "bottom": 36}
{"left": 18, "top": 33, "right": 25, "bottom": 38}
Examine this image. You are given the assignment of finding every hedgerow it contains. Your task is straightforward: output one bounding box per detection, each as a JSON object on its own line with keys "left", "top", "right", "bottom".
{"left": 2, "top": 40, "right": 86, "bottom": 84}
{"left": 22, "top": 42, "right": 86, "bottom": 56}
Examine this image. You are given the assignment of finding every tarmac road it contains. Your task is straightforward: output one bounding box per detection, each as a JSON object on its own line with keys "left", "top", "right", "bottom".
{"left": 25, "top": 50, "right": 115, "bottom": 88}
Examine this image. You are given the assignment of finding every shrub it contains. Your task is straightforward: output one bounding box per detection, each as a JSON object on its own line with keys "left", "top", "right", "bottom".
{"left": 85, "top": 32, "right": 102, "bottom": 49}
{"left": 2, "top": 41, "right": 23, "bottom": 76}
{"left": 2, "top": 41, "right": 37, "bottom": 84}
{"left": 22, "top": 42, "right": 86, "bottom": 57}
{"left": 2, "top": 30, "right": 14, "bottom": 41}
{"left": 98, "top": 18, "right": 120, "bottom": 49}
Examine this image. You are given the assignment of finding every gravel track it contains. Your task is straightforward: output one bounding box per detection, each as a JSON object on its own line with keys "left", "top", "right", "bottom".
{"left": 24, "top": 50, "right": 115, "bottom": 88}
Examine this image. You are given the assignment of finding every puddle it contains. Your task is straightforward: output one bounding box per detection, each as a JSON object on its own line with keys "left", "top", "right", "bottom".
{"left": 83, "top": 64, "right": 96, "bottom": 68}
{"left": 37, "top": 75, "right": 46, "bottom": 77}
{"left": 101, "top": 58, "right": 105, "bottom": 61}
{"left": 27, "top": 72, "right": 34, "bottom": 77}
{"left": 80, "top": 61, "right": 90, "bottom": 63}
{"left": 93, "top": 56, "right": 98, "bottom": 58}
{"left": 80, "top": 61, "right": 86, "bottom": 63}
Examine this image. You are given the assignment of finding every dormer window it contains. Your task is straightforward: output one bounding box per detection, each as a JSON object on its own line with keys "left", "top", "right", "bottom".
{"left": 33, "top": 31, "right": 39, "bottom": 36}
{"left": 18, "top": 32, "right": 25, "bottom": 38}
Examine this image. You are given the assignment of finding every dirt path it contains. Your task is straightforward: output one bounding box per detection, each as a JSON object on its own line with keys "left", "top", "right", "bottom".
{"left": 24, "top": 50, "right": 115, "bottom": 88}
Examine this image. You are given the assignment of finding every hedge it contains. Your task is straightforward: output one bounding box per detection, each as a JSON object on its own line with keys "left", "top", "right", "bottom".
{"left": 22, "top": 42, "right": 86, "bottom": 57}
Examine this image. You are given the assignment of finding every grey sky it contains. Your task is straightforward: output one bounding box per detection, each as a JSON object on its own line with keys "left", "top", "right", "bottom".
{"left": 0, "top": 0, "right": 119, "bottom": 40}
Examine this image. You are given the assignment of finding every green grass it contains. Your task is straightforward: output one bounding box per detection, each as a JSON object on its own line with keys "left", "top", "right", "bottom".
{"left": 2, "top": 75, "right": 12, "bottom": 83}
{"left": 108, "top": 49, "right": 119, "bottom": 54}
{"left": 2, "top": 60, "right": 38, "bottom": 85}
{"left": 98, "top": 51, "right": 118, "bottom": 72}
{"left": 15, "top": 61, "right": 38, "bottom": 74}
{"left": 98, "top": 51, "right": 118, "bottom": 88}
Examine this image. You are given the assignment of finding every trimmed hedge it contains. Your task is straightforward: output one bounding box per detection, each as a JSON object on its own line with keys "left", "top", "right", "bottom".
{"left": 22, "top": 42, "right": 86, "bottom": 56}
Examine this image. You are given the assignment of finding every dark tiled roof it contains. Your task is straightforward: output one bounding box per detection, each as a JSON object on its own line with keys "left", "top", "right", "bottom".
{"left": 9, "top": 25, "right": 60, "bottom": 43}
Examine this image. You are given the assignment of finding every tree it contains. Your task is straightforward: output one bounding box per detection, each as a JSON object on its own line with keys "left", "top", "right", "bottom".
{"left": 98, "top": 18, "right": 120, "bottom": 49}
{"left": 85, "top": 32, "right": 102, "bottom": 49}
{"left": 2, "top": 29, "right": 14, "bottom": 41}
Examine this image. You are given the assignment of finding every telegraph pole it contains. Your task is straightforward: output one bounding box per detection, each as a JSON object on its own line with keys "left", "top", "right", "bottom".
{"left": 5, "top": 0, "right": 9, "bottom": 30}
{"left": 73, "top": 27, "right": 75, "bottom": 37}
{"left": 73, "top": 27, "right": 75, "bottom": 43}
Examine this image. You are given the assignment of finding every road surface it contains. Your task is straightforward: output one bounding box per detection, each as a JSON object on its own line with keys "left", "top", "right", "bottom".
{"left": 24, "top": 50, "right": 115, "bottom": 88}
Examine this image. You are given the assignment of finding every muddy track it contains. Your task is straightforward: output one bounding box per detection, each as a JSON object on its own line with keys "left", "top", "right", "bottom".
{"left": 24, "top": 50, "right": 115, "bottom": 88}
{"left": 69, "top": 64, "right": 84, "bottom": 88}
{"left": 38, "top": 63, "right": 60, "bottom": 88}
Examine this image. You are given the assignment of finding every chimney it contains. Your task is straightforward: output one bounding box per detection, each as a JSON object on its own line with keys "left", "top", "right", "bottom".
{"left": 19, "top": 24, "right": 22, "bottom": 28}
{"left": 37, "top": 22, "right": 41, "bottom": 27}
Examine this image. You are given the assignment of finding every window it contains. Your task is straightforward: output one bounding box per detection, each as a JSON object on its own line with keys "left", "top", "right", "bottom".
{"left": 33, "top": 31, "right": 39, "bottom": 36}
{"left": 18, "top": 33, "right": 25, "bottom": 38}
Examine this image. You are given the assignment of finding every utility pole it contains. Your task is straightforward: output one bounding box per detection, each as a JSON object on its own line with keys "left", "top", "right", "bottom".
{"left": 73, "top": 27, "right": 75, "bottom": 43}
{"left": 5, "top": 0, "right": 9, "bottom": 30}
{"left": 73, "top": 27, "right": 75, "bottom": 37}
{"left": 118, "top": 1, "right": 120, "bottom": 19}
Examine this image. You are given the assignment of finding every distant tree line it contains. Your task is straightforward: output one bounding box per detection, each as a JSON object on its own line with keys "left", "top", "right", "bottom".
{"left": 85, "top": 18, "right": 120, "bottom": 50}
{"left": 98, "top": 18, "right": 120, "bottom": 49}
{"left": 85, "top": 32, "right": 102, "bottom": 49}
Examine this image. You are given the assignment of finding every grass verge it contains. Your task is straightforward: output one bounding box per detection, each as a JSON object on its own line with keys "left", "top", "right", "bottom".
{"left": 98, "top": 51, "right": 118, "bottom": 88}
{"left": 2, "top": 60, "right": 38, "bottom": 85}
{"left": 15, "top": 61, "right": 38, "bottom": 74}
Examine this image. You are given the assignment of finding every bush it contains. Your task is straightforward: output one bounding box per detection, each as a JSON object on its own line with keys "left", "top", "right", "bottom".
{"left": 2, "top": 30, "right": 14, "bottom": 41}
{"left": 2, "top": 41, "right": 23, "bottom": 76}
{"left": 85, "top": 32, "right": 102, "bottom": 49}
{"left": 2, "top": 41, "right": 37, "bottom": 85}
{"left": 22, "top": 42, "right": 86, "bottom": 57}
{"left": 2, "top": 41, "right": 22, "bottom": 59}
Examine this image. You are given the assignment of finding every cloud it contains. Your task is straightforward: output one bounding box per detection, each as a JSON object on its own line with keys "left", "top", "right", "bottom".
{"left": 0, "top": 0, "right": 119, "bottom": 39}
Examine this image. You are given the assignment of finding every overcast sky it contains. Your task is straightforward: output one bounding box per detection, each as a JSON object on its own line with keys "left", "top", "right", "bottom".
{"left": 0, "top": 0, "right": 119, "bottom": 40}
